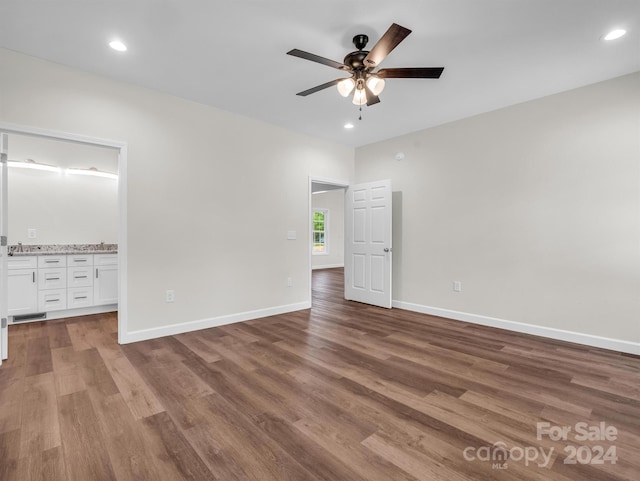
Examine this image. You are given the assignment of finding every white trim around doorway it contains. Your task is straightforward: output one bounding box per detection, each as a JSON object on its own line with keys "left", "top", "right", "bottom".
{"left": 0, "top": 122, "right": 128, "bottom": 344}
{"left": 308, "top": 176, "right": 349, "bottom": 306}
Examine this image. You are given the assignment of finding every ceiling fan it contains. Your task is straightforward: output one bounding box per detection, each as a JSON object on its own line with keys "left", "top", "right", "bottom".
{"left": 287, "top": 23, "right": 444, "bottom": 110}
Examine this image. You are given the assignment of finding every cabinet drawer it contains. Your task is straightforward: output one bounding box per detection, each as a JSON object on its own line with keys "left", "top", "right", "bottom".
{"left": 38, "top": 289, "right": 67, "bottom": 311}
{"left": 94, "top": 254, "right": 118, "bottom": 266}
{"left": 38, "top": 255, "right": 67, "bottom": 268}
{"left": 68, "top": 255, "right": 93, "bottom": 266}
{"left": 8, "top": 256, "right": 37, "bottom": 269}
{"left": 67, "top": 266, "right": 93, "bottom": 288}
{"left": 67, "top": 287, "right": 94, "bottom": 309}
{"left": 38, "top": 268, "right": 67, "bottom": 290}
{"left": 38, "top": 267, "right": 67, "bottom": 290}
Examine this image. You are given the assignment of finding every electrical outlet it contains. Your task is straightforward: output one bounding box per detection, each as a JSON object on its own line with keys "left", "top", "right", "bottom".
{"left": 287, "top": 277, "right": 293, "bottom": 287}
{"left": 27, "top": 228, "right": 37, "bottom": 239}
{"left": 165, "top": 290, "right": 175, "bottom": 303}
{"left": 453, "top": 281, "right": 462, "bottom": 292}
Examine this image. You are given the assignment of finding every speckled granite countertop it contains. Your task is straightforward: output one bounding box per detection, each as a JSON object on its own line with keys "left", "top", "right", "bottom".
{"left": 8, "top": 243, "right": 118, "bottom": 256}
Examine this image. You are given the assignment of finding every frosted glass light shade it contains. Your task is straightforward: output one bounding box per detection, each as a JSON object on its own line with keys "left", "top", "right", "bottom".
{"left": 337, "top": 78, "right": 355, "bottom": 97}
{"left": 352, "top": 88, "right": 366, "bottom": 105}
{"left": 366, "top": 76, "right": 385, "bottom": 96}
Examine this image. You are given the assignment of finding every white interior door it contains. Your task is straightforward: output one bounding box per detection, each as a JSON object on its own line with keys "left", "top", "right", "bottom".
{"left": 344, "top": 179, "right": 392, "bottom": 308}
{"left": 1, "top": 133, "right": 8, "bottom": 362}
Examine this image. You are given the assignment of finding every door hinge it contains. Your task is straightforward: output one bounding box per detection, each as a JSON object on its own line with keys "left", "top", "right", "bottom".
{"left": 0, "top": 236, "right": 6, "bottom": 247}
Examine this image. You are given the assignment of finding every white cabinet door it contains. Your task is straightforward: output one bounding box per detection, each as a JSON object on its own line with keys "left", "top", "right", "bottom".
{"left": 94, "top": 264, "right": 118, "bottom": 305}
{"left": 8, "top": 268, "right": 38, "bottom": 316}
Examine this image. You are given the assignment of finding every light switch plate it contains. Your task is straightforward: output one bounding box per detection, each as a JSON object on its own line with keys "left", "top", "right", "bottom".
{"left": 27, "top": 228, "right": 37, "bottom": 239}
{"left": 287, "top": 230, "right": 297, "bottom": 240}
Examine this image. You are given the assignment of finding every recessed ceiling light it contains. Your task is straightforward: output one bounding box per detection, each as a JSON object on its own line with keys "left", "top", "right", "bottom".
{"left": 603, "top": 29, "right": 627, "bottom": 41}
{"left": 109, "top": 40, "right": 127, "bottom": 52}
{"left": 344, "top": 123, "right": 354, "bottom": 129}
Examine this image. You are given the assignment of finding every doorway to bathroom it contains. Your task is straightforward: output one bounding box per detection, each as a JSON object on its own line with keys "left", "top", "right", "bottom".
{"left": 0, "top": 124, "right": 127, "bottom": 364}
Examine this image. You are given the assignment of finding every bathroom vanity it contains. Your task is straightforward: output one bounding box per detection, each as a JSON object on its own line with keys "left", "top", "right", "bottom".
{"left": 7, "top": 244, "right": 118, "bottom": 323}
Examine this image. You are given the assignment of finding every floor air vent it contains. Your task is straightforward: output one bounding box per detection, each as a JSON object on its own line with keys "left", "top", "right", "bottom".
{"left": 12, "top": 312, "right": 47, "bottom": 323}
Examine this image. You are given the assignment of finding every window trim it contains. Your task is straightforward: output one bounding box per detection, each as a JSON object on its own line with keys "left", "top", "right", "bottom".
{"left": 312, "top": 208, "right": 329, "bottom": 256}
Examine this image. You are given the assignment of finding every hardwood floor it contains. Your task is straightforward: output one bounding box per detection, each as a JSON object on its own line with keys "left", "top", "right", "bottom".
{"left": 1, "top": 267, "right": 639, "bottom": 480}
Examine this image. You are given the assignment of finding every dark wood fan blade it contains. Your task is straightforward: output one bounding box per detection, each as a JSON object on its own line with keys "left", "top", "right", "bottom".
{"left": 377, "top": 67, "right": 444, "bottom": 79}
{"left": 364, "top": 84, "right": 380, "bottom": 106}
{"left": 296, "top": 79, "right": 342, "bottom": 96}
{"left": 363, "top": 23, "right": 411, "bottom": 68}
{"left": 287, "top": 49, "right": 348, "bottom": 70}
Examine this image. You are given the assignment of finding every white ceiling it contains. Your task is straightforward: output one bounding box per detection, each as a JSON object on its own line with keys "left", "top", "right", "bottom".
{"left": 1, "top": 1, "right": 638, "bottom": 147}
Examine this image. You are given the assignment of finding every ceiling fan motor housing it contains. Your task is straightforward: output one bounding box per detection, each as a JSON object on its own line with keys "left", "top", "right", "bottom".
{"left": 344, "top": 50, "right": 369, "bottom": 71}
{"left": 343, "top": 34, "right": 371, "bottom": 71}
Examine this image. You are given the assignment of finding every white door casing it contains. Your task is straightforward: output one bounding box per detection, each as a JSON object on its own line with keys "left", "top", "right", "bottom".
{"left": 1, "top": 133, "right": 9, "bottom": 362}
{"left": 0, "top": 122, "right": 127, "bottom": 344}
{"left": 344, "top": 179, "right": 392, "bottom": 308}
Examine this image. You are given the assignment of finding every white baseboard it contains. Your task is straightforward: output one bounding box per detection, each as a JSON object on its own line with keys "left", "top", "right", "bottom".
{"left": 120, "top": 301, "right": 311, "bottom": 344}
{"left": 392, "top": 300, "right": 640, "bottom": 356}
{"left": 312, "top": 264, "right": 344, "bottom": 270}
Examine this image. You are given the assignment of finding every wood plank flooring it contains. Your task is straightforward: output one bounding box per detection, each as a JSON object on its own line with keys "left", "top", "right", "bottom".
{"left": 1, "top": 267, "right": 639, "bottom": 480}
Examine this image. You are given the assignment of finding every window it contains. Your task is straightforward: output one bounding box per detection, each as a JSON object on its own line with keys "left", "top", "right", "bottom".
{"left": 313, "top": 209, "right": 328, "bottom": 254}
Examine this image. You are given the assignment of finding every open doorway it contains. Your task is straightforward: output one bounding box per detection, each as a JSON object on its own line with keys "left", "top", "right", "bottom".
{"left": 0, "top": 124, "right": 127, "bottom": 362}
{"left": 308, "top": 177, "right": 394, "bottom": 312}
{"left": 309, "top": 178, "right": 347, "bottom": 307}
{"left": 308, "top": 177, "right": 394, "bottom": 309}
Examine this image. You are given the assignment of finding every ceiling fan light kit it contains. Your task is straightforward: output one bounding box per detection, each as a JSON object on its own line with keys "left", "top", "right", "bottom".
{"left": 337, "top": 77, "right": 355, "bottom": 97}
{"left": 366, "top": 76, "right": 386, "bottom": 96}
{"left": 352, "top": 87, "right": 367, "bottom": 106}
{"left": 287, "top": 23, "right": 444, "bottom": 117}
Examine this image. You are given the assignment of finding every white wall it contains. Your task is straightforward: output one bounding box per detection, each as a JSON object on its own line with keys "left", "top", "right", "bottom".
{"left": 8, "top": 134, "right": 118, "bottom": 245}
{"left": 0, "top": 48, "right": 354, "bottom": 338}
{"left": 312, "top": 189, "right": 344, "bottom": 269}
{"left": 355, "top": 72, "right": 640, "bottom": 348}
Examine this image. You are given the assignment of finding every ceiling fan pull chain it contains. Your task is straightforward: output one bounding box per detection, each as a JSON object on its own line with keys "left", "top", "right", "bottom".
{"left": 359, "top": 104, "right": 362, "bottom": 121}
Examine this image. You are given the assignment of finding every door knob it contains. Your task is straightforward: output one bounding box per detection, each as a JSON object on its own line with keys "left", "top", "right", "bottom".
{"left": 384, "top": 248, "right": 391, "bottom": 252}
